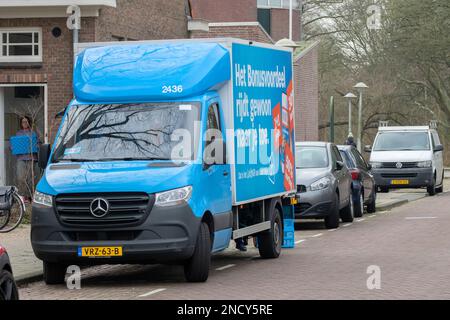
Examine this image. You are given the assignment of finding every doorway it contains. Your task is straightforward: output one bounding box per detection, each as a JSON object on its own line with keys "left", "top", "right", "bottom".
{"left": 0, "top": 84, "right": 47, "bottom": 189}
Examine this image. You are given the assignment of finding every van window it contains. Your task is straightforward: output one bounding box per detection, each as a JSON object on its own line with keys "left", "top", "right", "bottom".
{"left": 52, "top": 102, "right": 201, "bottom": 162}
{"left": 373, "top": 132, "right": 430, "bottom": 151}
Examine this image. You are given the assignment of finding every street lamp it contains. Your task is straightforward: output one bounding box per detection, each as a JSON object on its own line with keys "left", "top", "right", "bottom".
{"left": 344, "top": 92, "right": 357, "bottom": 137}
{"left": 354, "top": 82, "right": 369, "bottom": 152}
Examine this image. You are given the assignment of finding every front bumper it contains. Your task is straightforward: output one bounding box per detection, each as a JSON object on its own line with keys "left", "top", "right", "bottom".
{"left": 372, "top": 168, "right": 434, "bottom": 188}
{"left": 295, "top": 188, "right": 334, "bottom": 219}
{"left": 31, "top": 202, "right": 200, "bottom": 264}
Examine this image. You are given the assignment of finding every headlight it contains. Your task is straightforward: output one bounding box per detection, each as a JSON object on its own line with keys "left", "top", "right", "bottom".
{"left": 155, "top": 186, "right": 192, "bottom": 207}
{"left": 370, "top": 162, "right": 382, "bottom": 169}
{"left": 33, "top": 191, "right": 53, "bottom": 207}
{"left": 417, "top": 160, "right": 432, "bottom": 168}
{"left": 310, "top": 177, "right": 331, "bottom": 191}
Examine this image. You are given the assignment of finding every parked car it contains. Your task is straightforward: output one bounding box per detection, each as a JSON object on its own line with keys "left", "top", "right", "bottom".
{"left": 338, "top": 145, "right": 376, "bottom": 217}
{"left": 366, "top": 126, "right": 444, "bottom": 196}
{"left": 0, "top": 245, "right": 19, "bottom": 300}
{"left": 295, "top": 142, "right": 353, "bottom": 229}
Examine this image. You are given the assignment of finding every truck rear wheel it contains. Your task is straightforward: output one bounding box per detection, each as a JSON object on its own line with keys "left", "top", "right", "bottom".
{"left": 43, "top": 261, "right": 67, "bottom": 285}
{"left": 258, "top": 205, "right": 282, "bottom": 259}
{"left": 184, "top": 222, "right": 211, "bottom": 282}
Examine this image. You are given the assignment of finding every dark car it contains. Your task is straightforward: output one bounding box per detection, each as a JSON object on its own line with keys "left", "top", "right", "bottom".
{"left": 0, "top": 245, "right": 19, "bottom": 300}
{"left": 338, "top": 145, "right": 377, "bottom": 217}
{"left": 295, "top": 142, "right": 354, "bottom": 229}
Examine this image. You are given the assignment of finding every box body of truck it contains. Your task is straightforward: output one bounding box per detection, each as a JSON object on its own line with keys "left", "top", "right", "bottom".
{"left": 31, "top": 39, "right": 296, "bottom": 283}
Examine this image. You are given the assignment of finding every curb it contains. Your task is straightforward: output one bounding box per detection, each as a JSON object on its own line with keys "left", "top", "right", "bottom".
{"left": 376, "top": 199, "right": 409, "bottom": 211}
{"left": 15, "top": 270, "right": 43, "bottom": 286}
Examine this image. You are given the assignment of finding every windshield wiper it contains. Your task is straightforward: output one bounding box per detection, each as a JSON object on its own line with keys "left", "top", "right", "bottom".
{"left": 53, "top": 158, "right": 98, "bottom": 163}
{"left": 100, "top": 157, "right": 171, "bottom": 161}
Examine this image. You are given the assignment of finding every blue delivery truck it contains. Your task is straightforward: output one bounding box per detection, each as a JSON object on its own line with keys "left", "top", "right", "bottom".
{"left": 32, "top": 39, "right": 297, "bottom": 284}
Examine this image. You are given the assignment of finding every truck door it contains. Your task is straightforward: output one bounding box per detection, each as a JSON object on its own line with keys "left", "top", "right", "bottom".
{"left": 202, "top": 101, "right": 232, "bottom": 250}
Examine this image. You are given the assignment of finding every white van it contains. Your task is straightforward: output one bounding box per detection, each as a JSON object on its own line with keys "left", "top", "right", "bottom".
{"left": 366, "top": 126, "right": 444, "bottom": 196}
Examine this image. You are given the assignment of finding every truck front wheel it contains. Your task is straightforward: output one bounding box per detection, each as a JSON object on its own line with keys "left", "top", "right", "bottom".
{"left": 258, "top": 205, "right": 282, "bottom": 259}
{"left": 43, "top": 261, "right": 67, "bottom": 285}
{"left": 184, "top": 222, "right": 211, "bottom": 282}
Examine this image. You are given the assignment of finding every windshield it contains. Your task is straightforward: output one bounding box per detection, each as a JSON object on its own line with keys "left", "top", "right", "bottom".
{"left": 52, "top": 103, "right": 200, "bottom": 162}
{"left": 295, "top": 146, "right": 329, "bottom": 169}
{"left": 373, "top": 131, "right": 430, "bottom": 151}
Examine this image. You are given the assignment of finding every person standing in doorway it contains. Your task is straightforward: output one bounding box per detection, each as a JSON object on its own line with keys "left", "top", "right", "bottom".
{"left": 15, "top": 116, "right": 40, "bottom": 203}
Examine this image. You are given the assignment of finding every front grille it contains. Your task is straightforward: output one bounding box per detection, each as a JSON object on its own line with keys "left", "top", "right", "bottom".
{"left": 381, "top": 162, "right": 418, "bottom": 169}
{"left": 381, "top": 173, "right": 418, "bottom": 178}
{"left": 55, "top": 193, "right": 154, "bottom": 227}
{"left": 65, "top": 231, "right": 142, "bottom": 241}
{"left": 297, "top": 185, "right": 307, "bottom": 193}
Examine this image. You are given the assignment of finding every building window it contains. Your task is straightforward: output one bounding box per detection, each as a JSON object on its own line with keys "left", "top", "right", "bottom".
{"left": 257, "top": 0, "right": 300, "bottom": 9}
{"left": 0, "top": 28, "right": 42, "bottom": 63}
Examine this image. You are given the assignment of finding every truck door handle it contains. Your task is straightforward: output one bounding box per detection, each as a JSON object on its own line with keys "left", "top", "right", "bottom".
{"left": 223, "top": 171, "right": 229, "bottom": 176}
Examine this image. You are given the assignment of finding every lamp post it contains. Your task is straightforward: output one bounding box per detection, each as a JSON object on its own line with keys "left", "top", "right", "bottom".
{"left": 344, "top": 92, "right": 357, "bottom": 137}
{"left": 354, "top": 82, "right": 369, "bottom": 152}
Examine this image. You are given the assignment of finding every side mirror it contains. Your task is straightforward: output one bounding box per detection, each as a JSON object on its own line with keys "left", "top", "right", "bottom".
{"left": 336, "top": 161, "right": 344, "bottom": 171}
{"left": 434, "top": 145, "right": 444, "bottom": 152}
{"left": 364, "top": 145, "right": 372, "bottom": 153}
{"left": 38, "top": 144, "right": 51, "bottom": 169}
{"left": 55, "top": 107, "right": 67, "bottom": 119}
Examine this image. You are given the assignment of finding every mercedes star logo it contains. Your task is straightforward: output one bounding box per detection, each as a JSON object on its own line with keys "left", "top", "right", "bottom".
{"left": 396, "top": 162, "right": 403, "bottom": 169}
{"left": 90, "top": 198, "right": 110, "bottom": 218}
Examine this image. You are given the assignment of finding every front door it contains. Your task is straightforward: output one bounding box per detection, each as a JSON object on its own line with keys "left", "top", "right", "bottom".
{"left": 202, "top": 100, "right": 232, "bottom": 251}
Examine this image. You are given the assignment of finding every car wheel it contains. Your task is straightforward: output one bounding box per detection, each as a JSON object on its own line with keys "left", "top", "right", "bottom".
{"left": 340, "top": 194, "right": 354, "bottom": 223}
{"left": 353, "top": 191, "right": 364, "bottom": 218}
{"left": 379, "top": 186, "right": 389, "bottom": 193}
{"left": 427, "top": 175, "right": 437, "bottom": 196}
{"left": 325, "top": 193, "right": 340, "bottom": 229}
{"left": 436, "top": 172, "right": 444, "bottom": 194}
{"left": 43, "top": 261, "right": 67, "bottom": 285}
{"left": 258, "top": 204, "right": 283, "bottom": 259}
{"left": 367, "top": 190, "right": 377, "bottom": 213}
{"left": 0, "top": 270, "right": 19, "bottom": 301}
{"left": 184, "top": 222, "right": 211, "bottom": 282}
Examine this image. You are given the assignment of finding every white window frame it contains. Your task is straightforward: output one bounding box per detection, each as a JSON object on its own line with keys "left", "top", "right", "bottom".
{"left": 257, "top": 0, "right": 299, "bottom": 9}
{"left": 0, "top": 27, "right": 43, "bottom": 63}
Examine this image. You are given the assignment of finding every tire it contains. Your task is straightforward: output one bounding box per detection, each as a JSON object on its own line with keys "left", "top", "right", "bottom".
{"left": 340, "top": 194, "right": 354, "bottom": 223}
{"left": 0, "top": 270, "right": 19, "bottom": 301}
{"left": 258, "top": 204, "right": 283, "bottom": 259}
{"left": 427, "top": 174, "right": 437, "bottom": 196}
{"left": 43, "top": 261, "right": 67, "bottom": 285}
{"left": 184, "top": 222, "right": 211, "bottom": 282}
{"left": 379, "top": 186, "right": 389, "bottom": 193}
{"left": 353, "top": 191, "right": 364, "bottom": 218}
{"left": 0, "top": 194, "right": 25, "bottom": 233}
{"left": 436, "top": 173, "right": 444, "bottom": 194}
{"left": 367, "top": 191, "right": 377, "bottom": 213}
{"left": 325, "top": 194, "right": 340, "bottom": 229}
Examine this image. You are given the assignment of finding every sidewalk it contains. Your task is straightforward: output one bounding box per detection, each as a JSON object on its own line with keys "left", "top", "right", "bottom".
{"left": 3, "top": 179, "right": 449, "bottom": 285}
{"left": 0, "top": 224, "right": 42, "bottom": 284}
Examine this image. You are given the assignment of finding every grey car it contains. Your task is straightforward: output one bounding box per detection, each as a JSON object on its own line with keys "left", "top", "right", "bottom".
{"left": 295, "top": 142, "right": 353, "bottom": 229}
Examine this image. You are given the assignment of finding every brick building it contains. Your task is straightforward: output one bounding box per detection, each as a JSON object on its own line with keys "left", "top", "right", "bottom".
{"left": 188, "top": 0, "right": 319, "bottom": 142}
{"left": 0, "top": 0, "right": 188, "bottom": 186}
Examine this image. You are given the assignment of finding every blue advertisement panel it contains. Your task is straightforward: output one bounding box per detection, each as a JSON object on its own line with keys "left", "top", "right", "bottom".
{"left": 232, "top": 43, "right": 296, "bottom": 204}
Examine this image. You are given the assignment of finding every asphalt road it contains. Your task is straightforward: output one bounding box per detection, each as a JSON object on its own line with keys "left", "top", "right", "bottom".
{"left": 19, "top": 190, "right": 450, "bottom": 300}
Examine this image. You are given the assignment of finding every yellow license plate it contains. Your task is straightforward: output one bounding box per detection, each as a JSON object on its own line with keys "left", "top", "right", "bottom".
{"left": 391, "top": 179, "right": 409, "bottom": 185}
{"left": 78, "top": 247, "right": 123, "bottom": 257}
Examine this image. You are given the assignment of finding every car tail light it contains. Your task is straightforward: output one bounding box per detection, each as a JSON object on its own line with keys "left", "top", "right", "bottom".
{"left": 350, "top": 169, "right": 360, "bottom": 180}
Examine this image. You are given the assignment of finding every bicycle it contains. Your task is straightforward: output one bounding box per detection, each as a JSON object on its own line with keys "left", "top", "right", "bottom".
{"left": 0, "top": 187, "right": 26, "bottom": 233}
